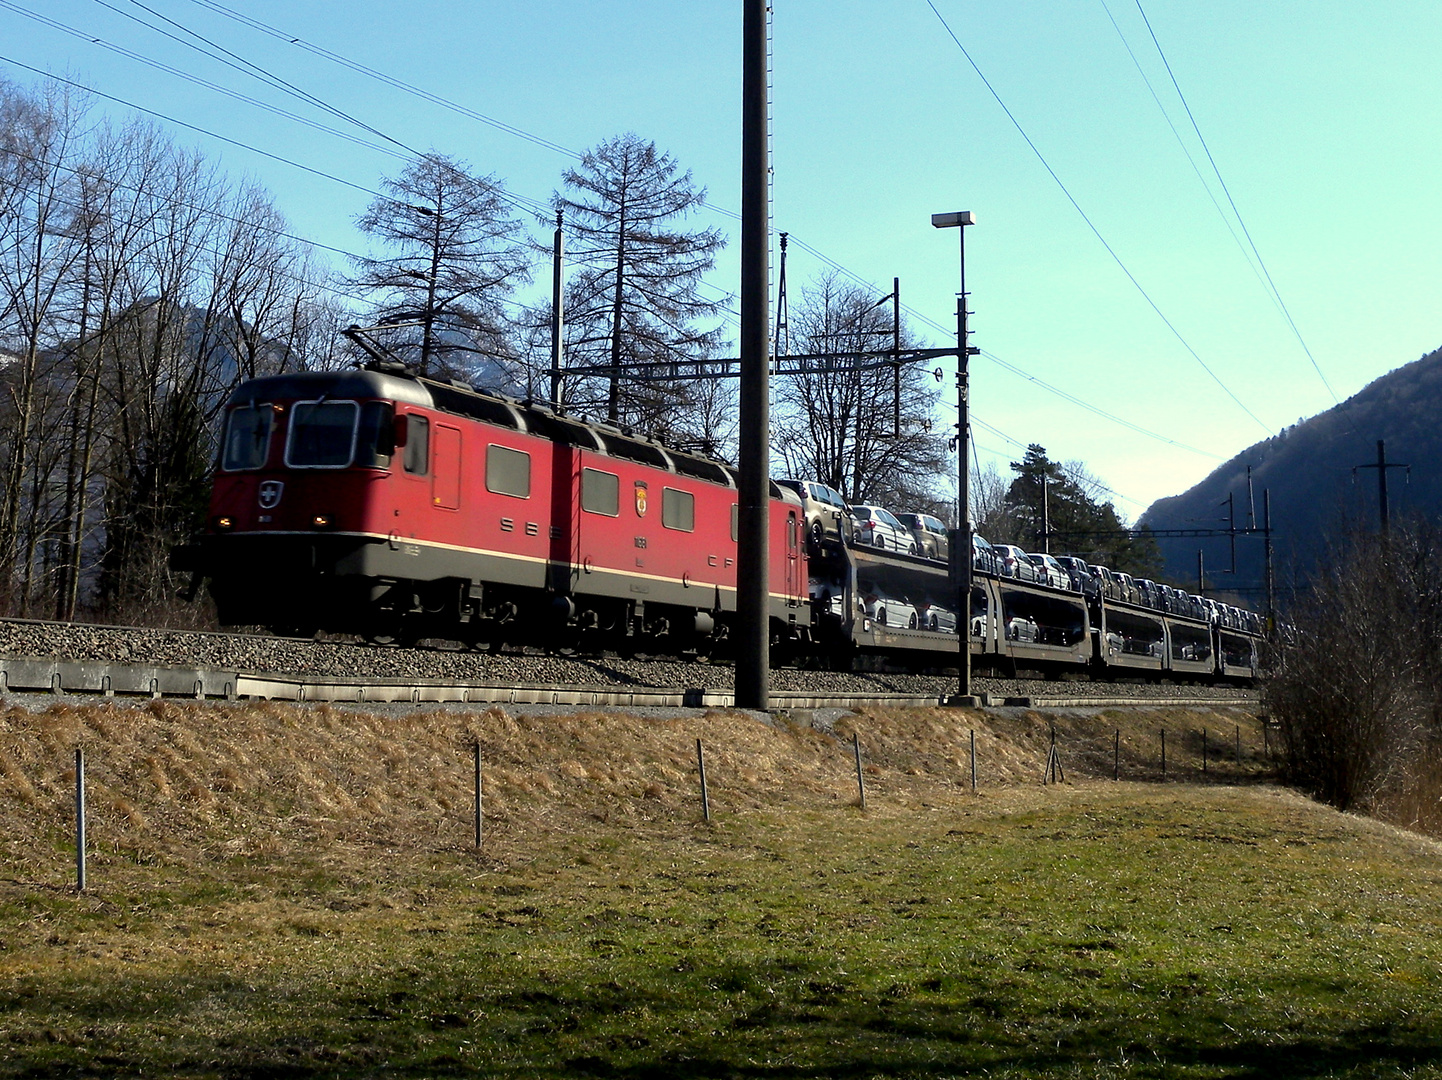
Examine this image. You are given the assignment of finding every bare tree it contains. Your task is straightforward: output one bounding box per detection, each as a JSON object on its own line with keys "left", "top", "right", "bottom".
{"left": 971, "top": 458, "right": 1010, "bottom": 539}
{"left": 0, "top": 77, "right": 343, "bottom": 623}
{"left": 553, "top": 133, "right": 728, "bottom": 430}
{"left": 1268, "top": 521, "right": 1442, "bottom": 814}
{"left": 773, "top": 272, "right": 946, "bottom": 509}
{"left": 0, "top": 77, "right": 90, "bottom": 608}
{"left": 352, "top": 154, "right": 530, "bottom": 381}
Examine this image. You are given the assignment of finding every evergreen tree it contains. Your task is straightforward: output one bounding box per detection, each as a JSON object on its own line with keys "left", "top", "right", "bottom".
{"left": 996, "top": 445, "right": 1162, "bottom": 577}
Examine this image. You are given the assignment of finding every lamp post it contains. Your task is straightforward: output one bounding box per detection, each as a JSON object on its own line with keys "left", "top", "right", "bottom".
{"left": 931, "top": 210, "right": 977, "bottom": 704}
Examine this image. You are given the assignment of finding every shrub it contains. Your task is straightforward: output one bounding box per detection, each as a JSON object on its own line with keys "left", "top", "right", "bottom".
{"left": 1267, "top": 521, "right": 1442, "bottom": 813}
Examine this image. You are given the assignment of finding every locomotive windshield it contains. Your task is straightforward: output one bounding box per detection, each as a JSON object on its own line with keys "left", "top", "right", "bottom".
{"left": 283, "top": 399, "right": 395, "bottom": 469}
{"left": 286, "top": 401, "right": 358, "bottom": 467}
{"left": 221, "top": 403, "right": 274, "bottom": 471}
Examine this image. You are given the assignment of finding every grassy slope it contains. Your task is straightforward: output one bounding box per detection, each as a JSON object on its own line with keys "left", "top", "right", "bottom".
{"left": 1, "top": 699, "right": 1440, "bottom": 1078}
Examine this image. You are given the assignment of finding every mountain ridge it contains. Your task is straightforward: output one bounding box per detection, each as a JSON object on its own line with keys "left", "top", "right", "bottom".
{"left": 1139, "top": 344, "right": 1442, "bottom": 602}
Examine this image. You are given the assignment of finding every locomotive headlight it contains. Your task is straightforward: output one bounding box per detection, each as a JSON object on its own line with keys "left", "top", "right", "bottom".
{"left": 216, "top": 516, "right": 234, "bottom": 530}
{"left": 311, "top": 513, "right": 333, "bottom": 528}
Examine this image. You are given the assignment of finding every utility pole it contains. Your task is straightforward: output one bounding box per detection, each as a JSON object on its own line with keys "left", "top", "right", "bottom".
{"left": 1041, "top": 476, "right": 1051, "bottom": 555}
{"left": 549, "top": 209, "right": 564, "bottom": 411}
{"left": 735, "top": 0, "right": 770, "bottom": 710}
{"left": 891, "top": 276, "right": 901, "bottom": 437}
{"left": 775, "top": 232, "right": 790, "bottom": 357}
{"left": 1353, "top": 439, "right": 1410, "bottom": 536}
{"left": 1264, "top": 489, "right": 1275, "bottom": 629}
{"left": 1226, "top": 492, "right": 1236, "bottom": 573}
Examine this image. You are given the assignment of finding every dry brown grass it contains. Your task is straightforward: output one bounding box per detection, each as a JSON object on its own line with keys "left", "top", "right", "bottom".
{"left": 0, "top": 698, "right": 1268, "bottom": 888}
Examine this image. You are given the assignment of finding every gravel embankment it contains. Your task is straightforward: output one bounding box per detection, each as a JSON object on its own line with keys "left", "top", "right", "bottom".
{"left": 0, "top": 619, "right": 1259, "bottom": 703}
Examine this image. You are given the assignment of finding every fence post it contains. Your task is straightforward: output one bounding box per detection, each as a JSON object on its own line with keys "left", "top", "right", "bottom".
{"left": 969, "top": 728, "right": 976, "bottom": 794}
{"left": 1043, "top": 725, "right": 1064, "bottom": 785}
{"left": 1160, "top": 729, "right": 1167, "bottom": 780}
{"left": 697, "top": 738, "right": 711, "bottom": 823}
{"left": 1202, "top": 729, "right": 1208, "bottom": 774}
{"left": 1114, "top": 729, "right": 1120, "bottom": 781}
{"left": 75, "top": 748, "right": 86, "bottom": 893}
{"left": 473, "top": 742, "right": 483, "bottom": 850}
{"left": 1235, "top": 724, "right": 1241, "bottom": 763}
{"left": 853, "top": 732, "right": 866, "bottom": 811}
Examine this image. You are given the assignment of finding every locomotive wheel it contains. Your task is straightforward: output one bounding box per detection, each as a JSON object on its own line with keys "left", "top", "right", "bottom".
{"left": 268, "top": 623, "right": 318, "bottom": 640}
{"left": 364, "top": 623, "right": 419, "bottom": 648}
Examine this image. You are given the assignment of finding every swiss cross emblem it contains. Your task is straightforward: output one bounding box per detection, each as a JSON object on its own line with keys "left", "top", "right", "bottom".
{"left": 258, "top": 480, "right": 284, "bottom": 509}
{"left": 634, "top": 481, "right": 648, "bottom": 517}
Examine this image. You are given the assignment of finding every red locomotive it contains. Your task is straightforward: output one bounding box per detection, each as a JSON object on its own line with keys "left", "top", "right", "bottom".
{"left": 182, "top": 361, "right": 809, "bottom": 650}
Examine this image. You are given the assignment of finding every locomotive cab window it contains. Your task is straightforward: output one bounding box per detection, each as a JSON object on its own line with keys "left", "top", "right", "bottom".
{"left": 221, "top": 403, "right": 273, "bottom": 471}
{"left": 486, "top": 444, "right": 531, "bottom": 498}
{"left": 581, "top": 468, "right": 619, "bottom": 516}
{"left": 355, "top": 401, "right": 394, "bottom": 468}
{"left": 285, "top": 400, "right": 357, "bottom": 468}
{"left": 403, "top": 414, "right": 429, "bottom": 475}
{"left": 661, "top": 487, "right": 694, "bottom": 532}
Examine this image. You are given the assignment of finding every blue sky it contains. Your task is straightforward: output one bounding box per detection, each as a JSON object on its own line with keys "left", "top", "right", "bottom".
{"left": 4, "top": 1, "right": 1439, "bottom": 519}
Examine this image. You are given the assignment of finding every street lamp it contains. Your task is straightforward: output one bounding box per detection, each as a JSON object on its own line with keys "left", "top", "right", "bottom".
{"left": 932, "top": 210, "right": 977, "bottom": 705}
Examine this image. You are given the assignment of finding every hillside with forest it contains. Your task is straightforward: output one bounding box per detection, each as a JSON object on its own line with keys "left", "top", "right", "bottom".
{"left": 1139, "top": 344, "right": 1442, "bottom": 606}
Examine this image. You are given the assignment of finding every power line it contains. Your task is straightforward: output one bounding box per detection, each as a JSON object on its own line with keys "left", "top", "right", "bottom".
{"left": 0, "top": 56, "right": 554, "bottom": 288}
{"left": 0, "top": 0, "right": 408, "bottom": 162}
{"left": 979, "top": 349, "right": 1222, "bottom": 459}
{"left": 0, "top": 141, "right": 554, "bottom": 324}
{"left": 924, "top": 0, "right": 1273, "bottom": 437}
{"left": 1130, "top": 0, "right": 1338, "bottom": 405}
{"left": 75, "top": 0, "right": 549, "bottom": 217}
{"left": 185, "top": 0, "right": 584, "bottom": 161}
{"left": 969, "top": 416, "right": 1149, "bottom": 512}
{"left": 100, "top": 0, "right": 416, "bottom": 156}
{"left": 0, "top": 53, "right": 390, "bottom": 201}
{"left": 1097, "top": 0, "right": 1272, "bottom": 295}
{"left": 0, "top": 143, "right": 373, "bottom": 308}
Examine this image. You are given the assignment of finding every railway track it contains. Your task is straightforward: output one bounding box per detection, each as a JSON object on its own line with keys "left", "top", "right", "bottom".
{"left": 0, "top": 617, "right": 1261, "bottom": 711}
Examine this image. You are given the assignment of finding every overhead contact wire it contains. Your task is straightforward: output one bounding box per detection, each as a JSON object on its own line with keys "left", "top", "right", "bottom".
{"left": 924, "top": 0, "right": 1273, "bottom": 436}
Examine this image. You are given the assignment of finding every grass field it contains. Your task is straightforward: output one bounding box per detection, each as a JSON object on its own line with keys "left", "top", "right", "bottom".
{"left": 2, "top": 699, "right": 1440, "bottom": 1078}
